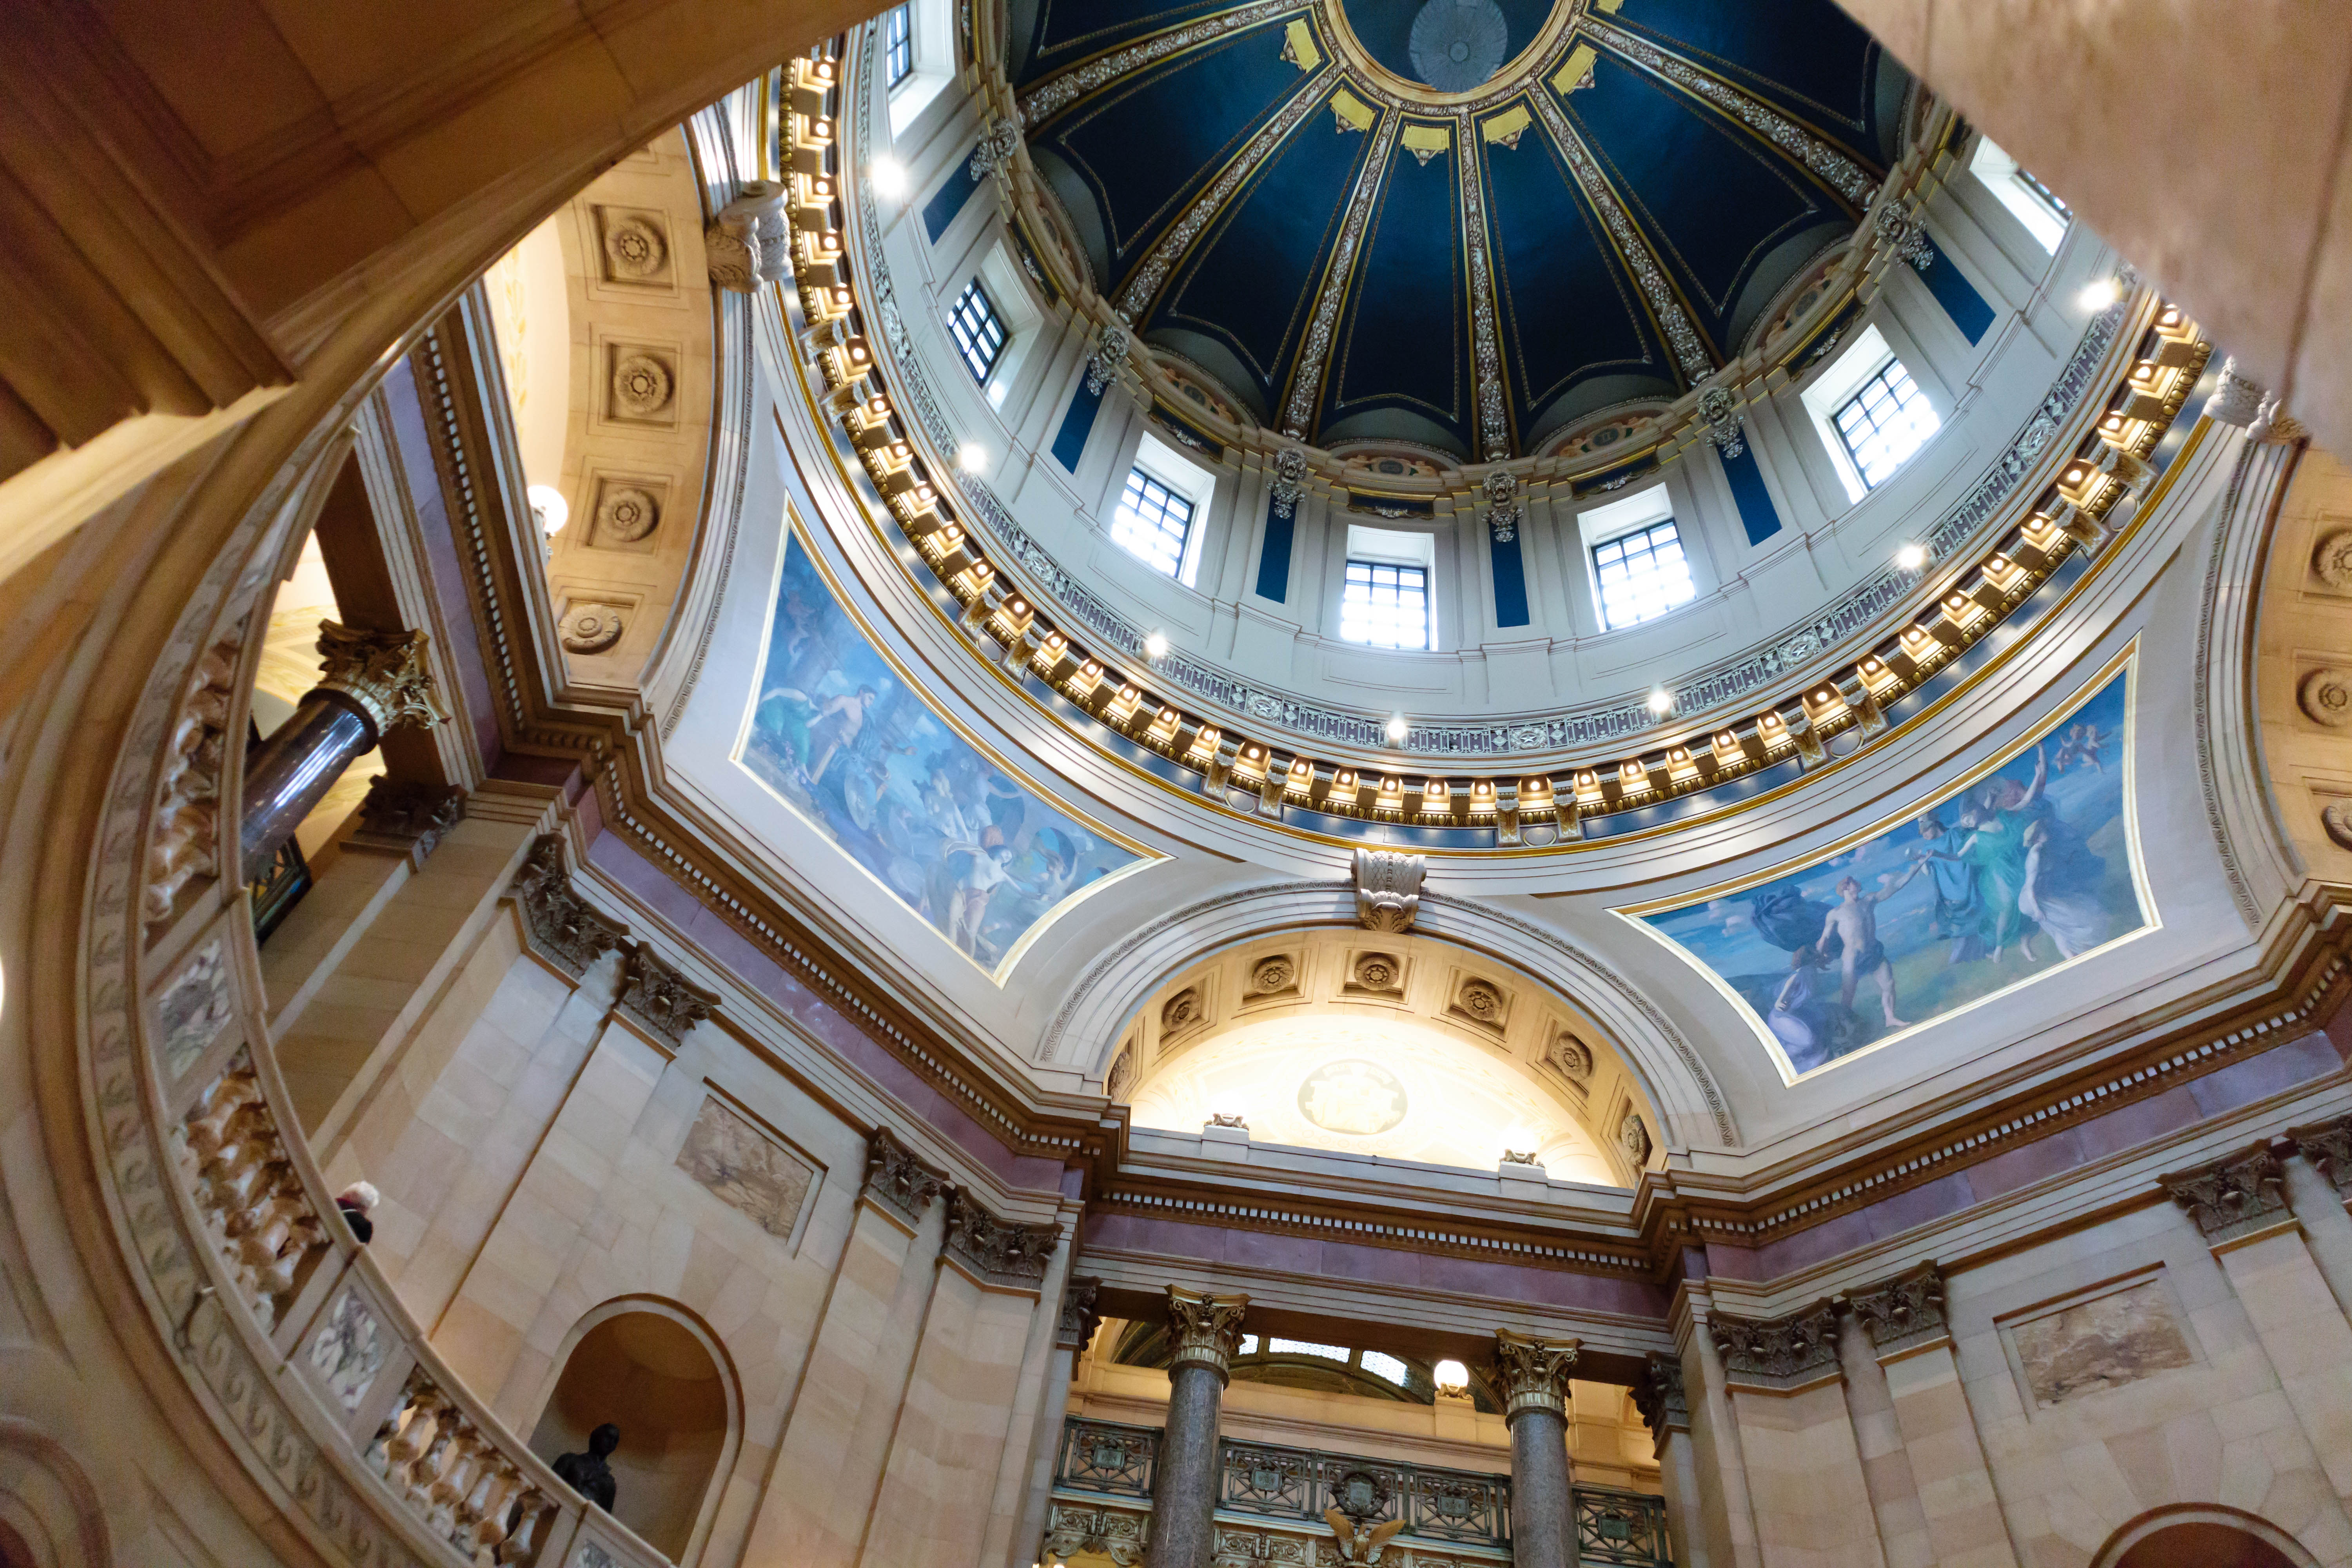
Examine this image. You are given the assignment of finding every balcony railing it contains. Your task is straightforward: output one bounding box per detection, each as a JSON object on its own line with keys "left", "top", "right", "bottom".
{"left": 1052, "top": 1418, "right": 1673, "bottom": 1568}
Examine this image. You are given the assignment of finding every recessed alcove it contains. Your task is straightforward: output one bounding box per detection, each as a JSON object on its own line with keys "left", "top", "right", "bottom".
{"left": 528, "top": 1307, "right": 733, "bottom": 1563}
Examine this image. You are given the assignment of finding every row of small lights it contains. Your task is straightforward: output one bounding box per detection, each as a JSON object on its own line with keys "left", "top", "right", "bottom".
{"left": 780, "top": 54, "right": 2199, "bottom": 842}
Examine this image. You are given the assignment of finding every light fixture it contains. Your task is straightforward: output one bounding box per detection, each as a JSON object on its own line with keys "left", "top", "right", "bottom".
{"left": 871, "top": 158, "right": 907, "bottom": 197}
{"left": 958, "top": 443, "right": 986, "bottom": 472}
{"left": 2078, "top": 277, "right": 2122, "bottom": 312}
{"left": 1895, "top": 542, "right": 1927, "bottom": 570}
{"left": 1646, "top": 688, "right": 1673, "bottom": 715}
{"left": 528, "top": 484, "right": 570, "bottom": 536}
{"left": 1434, "top": 1359, "right": 1470, "bottom": 1396}
{"left": 1144, "top": 631, "right": 1169, "bottom": 659}
{"left": 1386, "top": 715, "right": 1410, "bottom": 744}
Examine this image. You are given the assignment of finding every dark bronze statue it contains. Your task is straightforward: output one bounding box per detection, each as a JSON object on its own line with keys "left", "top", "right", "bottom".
{"left": 553, "top": 1423, "right": 620, "bottom": 1511}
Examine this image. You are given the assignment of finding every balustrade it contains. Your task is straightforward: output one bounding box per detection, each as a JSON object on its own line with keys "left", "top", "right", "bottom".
{"left": 1051, "top": 1418, "right": 1671, "bottom": 1568}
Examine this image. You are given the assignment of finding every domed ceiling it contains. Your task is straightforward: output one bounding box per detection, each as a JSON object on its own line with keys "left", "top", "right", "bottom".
{"left": 1007, "top": 0, "right": 1913, "bottom": 458}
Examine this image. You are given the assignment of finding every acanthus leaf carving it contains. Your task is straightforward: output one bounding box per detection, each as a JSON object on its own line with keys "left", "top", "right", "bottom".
{"left": 1167, "top": 1285, "right": 1249, "bottom": 1377}
{"left": 706, "top": 180, "right": 790, "bottom": 292}
{"left": 1353, "top": 849, "right": 1423, "bottom": 933}
{"left": 1058, "top": 1276, "right": 1104, "bottom": 1350}
{"left": 1844, "top": 1261, "right": 1948, "bottom": 1353}
{"left": 2291, "top": 1115, "right": 2352, "bottom": 1198}
{"left": 864, "top": 1125, "right": 948, "bottom": 1224}
{"left": 2161, "top": 1145, "right": 2290, "bottom": 1243}
{"left": 1629, "top": 1351, "right": 1688, "bottom": 1441}
{"left": 352, "top": 777, "right": 466, "bottom": 864}
{"left": 315, "top": 621, "right": 449, "bottom": 734}
{"left": 618, "top": 945, "right": 718, "bottom": 1046}
{"left": 944, "top": 1189, "right": 1062, "bottom": 1287}
{"left": 1490, "top": 1327, "right": 1578, "bottom": 1418}
{"left": 1709, "top": 1301, "right": 1841, "bottom": 1388}
{"left": 511, "top": 834, "right": 628, "bottom": 978}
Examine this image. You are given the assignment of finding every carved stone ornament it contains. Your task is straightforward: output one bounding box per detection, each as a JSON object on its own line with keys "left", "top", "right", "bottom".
{"left": 1106, "top": 1045, "right": 1135, "bottom": 1102}
{"left": 353, "top": 777, "right": 466, "bottom": 862}
{"left": 944, "top": 1190, "right": 1063, "bottom": 1288}
{"left": 618, "top": 946, "right": 718, "bottom": 1047}
{"left": 1085, "top": 321, "right": 1133, "bottom": 397}
{"left": 1455, "top": 977, "right": 1506, "bottom": 1025}
{"left": 2309, "top": 528, "right": 2352, "bottom": 592}
{"left": 1353, "top": 848, "right": 1424, "bottom": 933}
{"left": 2290, "top": 1114, "right": 2352, "bottom": 1199}
{"left": 864, "top": 1126, "right": 948, "bottom": 1225}
{"left": 1058, "top": 1276, "right": 1105, "bottom": 1351}
{"left": 2202, "top": 355, "right": 2266, "bottom": 427}
{"left": 603, "top": 214, "right": 668, "bottom": 280}
{"left": 1350, "top": 951, "right": 1403, "bottom": 995}
{"left": 2324, "top": 801, "right": 2352, "bottom": 851}
{"left": 2161, "top": 1146, "right": 2290, "bottom": 1244}
{"left": 968, "top": 114, "right": 1023, "bottom": 181}
{"left": 559, "top": 603, "right": 627, "bottom": 654}
{"left": 1630, "top": 1352, "right": 1688, "bottom": 1441}
{"left": 2299, "top": 667, "right": 2352, "bottom": 727}
{"left": 1161, "top": 986, "right": 1205, "bottom": 1034}
{"left": 1490, "top": 1327, "right": 1578, "bottom": 1419}
{"left": 1697, "top": 385, "right": 1746, "bottom": 460}
{"left": 612, "top": 352, "right": 673, "bottom": 418}
{"left": 1499, "top": 1148, "right": 1539, "bottom": 1166}
{"left": 511, "top": 834, "right": 627, "bottom": 978}
{"left": 706, "top": 180, "right": 790, "bottom": 292}
{"left": 596, "top": 485, "right": 661, "bottom": 542}
{"left": 1045, "top": 1504, "right": 1145, "bottom": 1568}
{"left": 315, "top": 621, "right": 449, "bottom": 735}
{"left": 1548, "top": 1033, "right": 1594, "bottom": 1084}
{"left": 1620, "top": 1111, "right": 1653, "bottom": 1167}
{"left": 1482, "top": 468, "right": 1519, "bottom": 543}
{"left": 1709, "top": 1301, "right": 1841, "bottom": 1390}
{"left": 146, "top": 635, "right": 240, "bottom": 926}
{"left": 1207, "top": 1111, "right": 1249, "bottom": 1130}
{"left": 1246, "top": 954, "right": 1297, "bottom": 996}
{"left": 1166, "top": 1286, "right": 1249, "bottom": 1379}
{"left": 1844, "top": 1261, "right": 1949, "bottom": 1354}
{"left": 1269, "top": 445, "right": 1309, "bottom": 520}
{"left": 1873, "top": 201, "right": 1934, "bottom": 273}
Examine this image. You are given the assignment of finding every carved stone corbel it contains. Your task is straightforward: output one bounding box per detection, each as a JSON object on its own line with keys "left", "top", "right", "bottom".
{"left": 1353, "top": 848, "right": 1423, "bottom": 933}
{"left": 1058, "top": 1276, "right": 1104, "bottom": 1352}
{"left": 1490, "top": 1327, "right": 1579, "bottom": 1419}
{"left": 348, "top": 777, "right": 466, "bottom": 867}
{"left": 1629, "top": 1351, "right": 1688, "bottom": 1442}
{"left": 1085, "top": 321, "right": 1132, "bottom": 396}
{"left": 2162, "top": 1146, "right": 2292, "bottom": 1245}
{"left": 1843, "top": 1261, "right": 1949, "bottom": 1357}
{"left": 510, "top": 834, "right": 627, "bottom": 978}
{"left": 2202, "top": 356, "right": 2265, "bottom": 427}
{"left": 706, "top": 180, "right": 789, "bottom": 293}
{"left": 943, "top": 1190, "right": 1062, "bottom": 1289}
{"left": 1708, "top": 1302, "right": 1841, "bottom": 1391}
{"left": 617, "top": 945, "right": 719, "bottom": 1047}
{"left": 864, "top": 1126, "right": 948, "bottom": 1225}
{"left": 1268, "top": 445, "right": 1308, "bottom": 520}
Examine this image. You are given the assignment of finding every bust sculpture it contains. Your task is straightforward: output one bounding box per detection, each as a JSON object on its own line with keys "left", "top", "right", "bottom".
{"left": 553, "top": 1423, "right": 620, "bottom": 1512}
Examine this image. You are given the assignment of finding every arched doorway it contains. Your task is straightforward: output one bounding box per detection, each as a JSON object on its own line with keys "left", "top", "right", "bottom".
{"left": 527, "top": 1307, "right": 734, "bottom": 1562}
{"left": 2097, "top": 1507, "right": 2318, "bottom": 1568}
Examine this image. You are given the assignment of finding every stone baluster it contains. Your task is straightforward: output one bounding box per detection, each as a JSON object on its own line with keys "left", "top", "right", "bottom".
{"left": 1150, "top": 1286, "right": 1248, "bottom": 1568}
{"left": 238, "top": 621, "right": 446, "bottom": 883}
{"left": 1491, "top": 1329, "right": 1581, "bottom": 1568}
{"left": 175, "top": 1054, "right": 328, "bottom": 1328}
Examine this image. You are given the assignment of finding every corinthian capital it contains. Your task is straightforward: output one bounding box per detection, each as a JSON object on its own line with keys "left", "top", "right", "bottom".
{"left": 1491, "top": 1327, "right": 1579, "bottom": 1420}
{"left": 316, "top": 621, "right": 448, "bottom": 734}
{"left": 1165, "top": 1286, "right": 1248, "bottom": 1379}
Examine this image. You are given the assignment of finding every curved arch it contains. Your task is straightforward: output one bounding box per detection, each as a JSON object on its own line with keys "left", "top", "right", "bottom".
{"left": 526, "top": 1296, "right": 744, "bottom": 1568}
{"left": 2091, "top": 1505, "right": 2321, "bottom": 1568}
{"left": 1035, "top": 879, "right": 1737, "bottom": 1150}
{"left": 0, "top": 1418, "right": 113, "bottom": 1568}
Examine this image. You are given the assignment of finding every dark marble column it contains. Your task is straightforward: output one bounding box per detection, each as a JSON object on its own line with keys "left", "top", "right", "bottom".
{"left": 238, "top": 620, "right": 446, "bottom": 882}
{"left": 1148, "top": 1286, "right": 1247, "bottom": 1568}
{"left": 1494, "top": 1328, "right": 1581, "bottom": 1568}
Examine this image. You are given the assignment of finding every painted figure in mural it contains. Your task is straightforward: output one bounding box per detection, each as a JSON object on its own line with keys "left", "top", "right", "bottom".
{"left": 744, "top": 534, "right": 1137, "bottom": 964}
{"left": 1641, "top": 669, "right": 2144, "bottom": 1075}
{"left": 1818, "top": 873, "right": 1917, "bottom": 1028}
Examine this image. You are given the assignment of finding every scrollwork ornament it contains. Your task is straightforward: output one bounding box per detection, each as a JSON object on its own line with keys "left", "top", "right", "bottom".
{"left": 969, "top": 114, "right": 1023, "bottom": 181}
{"left": 1874, "top": 202, "right": 1934, "bottom": 273}
{"left": 1482, "top": 468, "right": 1519, "bottom": 542}
{"left": 1085, "top": 321, "right": 1133, "bottom": 396}
{"left": 1697, "top": 385, "right": 1746, "bottom": 459}
{"left": 1270, "top": 445, "right": 1308, "bottom": 520}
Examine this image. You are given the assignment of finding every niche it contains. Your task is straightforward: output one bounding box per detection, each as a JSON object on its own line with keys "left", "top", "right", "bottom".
{"left": 528, "top": 1307, "right": 731, "bottom": 1561}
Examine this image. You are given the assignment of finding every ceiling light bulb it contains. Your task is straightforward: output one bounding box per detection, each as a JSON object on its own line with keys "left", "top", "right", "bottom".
{"left": 958, "top": 443, "right": 986, "bottom": 472}
{"left": 1434, "top": 1359, "right": 1470, "bottom": 1394}
{"left": 2078, "top": 277, "right": 2121, "bottom": 311}
{"left": 528, "top": 484, "right": 570, "bottom": 536}
{"left": 871, "top": 158, "right": 907, "bottom": 197}
{"left": 1144, "top": 632, "right": 1169, "bottom": 659}
{"left": 1646, "top": 688, "right": 1673, "bottom": 715}
{"left": 1386, "top": 715, "right": 1410, "bottom": 744}
{"left": 1895, "top": 542, "right": 1926, "bottom": 570}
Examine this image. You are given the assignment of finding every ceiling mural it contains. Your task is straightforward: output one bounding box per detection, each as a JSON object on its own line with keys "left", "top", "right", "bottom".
{"left": 1621, "top": 653, "right": 2153, "bottom": 1084}
{"left": 1005, "top": 0, "right": 1909, "bottom": 457}
{"left": 735, "top": 521, "right": 1151, "bottom": 979}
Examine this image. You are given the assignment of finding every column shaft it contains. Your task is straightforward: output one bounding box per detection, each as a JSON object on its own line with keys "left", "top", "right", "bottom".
{"left": 1150, "top": 1361, "right": 1226, "bottom": 1568}
{"left": 1507, "top": 1405, "right": 1574, "bottom": 1568}
{"left": 238, "top": 691, "right": 377, "bottom": 879}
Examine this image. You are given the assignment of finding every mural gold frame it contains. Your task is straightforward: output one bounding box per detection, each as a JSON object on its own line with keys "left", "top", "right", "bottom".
{"left": 1612, "top": 638, "right": 2160, "bottom": 1086}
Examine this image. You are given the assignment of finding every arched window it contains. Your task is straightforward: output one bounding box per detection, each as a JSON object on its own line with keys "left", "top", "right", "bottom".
{"left": 528, "top": 1307, "right": 735, "bottom": 1562}
{"left": 2096, "top": 1507, "right": 2317, "bottom": 1568}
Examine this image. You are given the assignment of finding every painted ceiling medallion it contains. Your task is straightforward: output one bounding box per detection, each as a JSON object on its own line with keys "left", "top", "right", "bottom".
{"left": 1406, "top": 0, "right": 1509, "bottom": 91}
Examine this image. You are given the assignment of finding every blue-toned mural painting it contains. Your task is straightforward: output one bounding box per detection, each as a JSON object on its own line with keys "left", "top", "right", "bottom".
{"left": 741, "top": 531, "right": 1140, "bottom": 969}
{"left": 1631, "top": 667, "right": 2146, "bottom": 1079}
